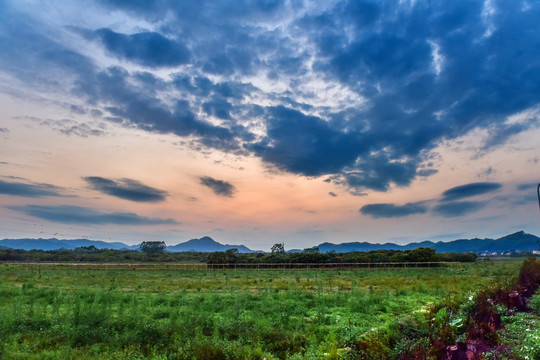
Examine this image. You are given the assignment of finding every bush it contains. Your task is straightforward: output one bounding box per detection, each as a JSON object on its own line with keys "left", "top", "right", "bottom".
{"left": 518, "top": 257, "right": 540, "bottom": 288}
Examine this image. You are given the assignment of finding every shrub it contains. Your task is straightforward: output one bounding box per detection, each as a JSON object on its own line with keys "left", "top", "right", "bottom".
{"left": 518, "top": 257, "right": 540, "bottom": 292}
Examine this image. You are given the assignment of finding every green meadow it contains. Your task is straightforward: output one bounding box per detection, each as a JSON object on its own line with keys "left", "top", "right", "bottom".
{"left": 0, "top": 260, "right": 523, "bottom": 359}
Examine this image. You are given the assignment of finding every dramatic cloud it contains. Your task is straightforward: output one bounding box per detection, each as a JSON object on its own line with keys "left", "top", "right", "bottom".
{"left": 338, "top": 156, "right": 423, "bottom": 192}
{"left": 83, "top": 177, "right": 168, "bottom": 202}
{"left": 433, "top": 201, "right": 487, "bottom": 218}
{"left": 0, "top": 179, "right": 63, "bottom": 197}
{"left": 73, "top": 66, "right": 242, "bottom": 152}
{"left": 1, "top": 0, "right": 540, "bottom": 193}
{"left": 360, "top": 202, "right": 428, "bottom": 219}
{"left": 9, "top": 205, "right": 177, "bottom": 225}
{"left": 251, "top": 106, "right": 364, "bottom": 176}
{"left": 442, "top": 182, "right": 502, "bottom": 201}
{"left": 199, "top": 176, "right": 235, "bottom": 197}
{"left": 94, "top": 29, "right": 190, "bottom": 68}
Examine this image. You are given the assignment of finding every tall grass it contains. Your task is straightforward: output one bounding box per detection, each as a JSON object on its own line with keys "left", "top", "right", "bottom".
{"left": 0, "top": 260, "right": 523, "bottom": 359}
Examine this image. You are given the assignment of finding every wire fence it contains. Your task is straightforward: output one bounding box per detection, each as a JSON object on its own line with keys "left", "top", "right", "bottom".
{"left": 0, "top": 261, "right": 458, "bottom": 271}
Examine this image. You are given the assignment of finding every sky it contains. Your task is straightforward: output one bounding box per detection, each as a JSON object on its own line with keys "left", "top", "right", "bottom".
{"left": 1, "top": 0, "right": 539, "bottom": 251}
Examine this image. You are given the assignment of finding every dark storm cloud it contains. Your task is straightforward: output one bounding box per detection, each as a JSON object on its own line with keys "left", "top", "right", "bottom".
{"left": 95, "top": 1, "right": 288, "bottom": 77}
{"left": 83, "top": 177, "right": 168, "bottom": 202}
{"left": 172, "top": 75, "right": 254, "bottom": 100}
{"left": 0, "top": 179, "right": 63, "bottom": 197}
{"left": 360, "top": 202, "right": 428, "bottom": 219}
{"left": 250, "top": 106, "right": 364, "bottom": 176}
{"left": 2, "top": 0, "right": 540, "bottom": 193}
{"left": 433, "top": 201, "right": 487, "bottom": 218}
{"left": 301, "top": 0, "right": 540, "bottom": 187}
{"left": 73, "top": 66, "right": 244, "bottom": 152}
{"left": 340, "top": 156, "right": 422, "bottom": 192}
{"left": 94, "top": 28, "right": 190, "bottom": 68}
{"left": 442, "top": 182, "right": 502, "bottom": 201}
{"left": 9, "top": 205, "right": 178, "bottom": 225}
{"left": 202, "top": 96, "right": 233, "bottom": 120}
{"left": 199, "top": 176, "right": 235, "bottom": 197}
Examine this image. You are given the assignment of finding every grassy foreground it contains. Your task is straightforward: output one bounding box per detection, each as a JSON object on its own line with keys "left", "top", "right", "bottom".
{"left": 0, "top": 260, "right": 523, "bottom": 359}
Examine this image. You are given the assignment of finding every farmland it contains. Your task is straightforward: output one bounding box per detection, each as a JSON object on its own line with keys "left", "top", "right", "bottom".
{"left": 0, "top": 259, "right": 531, "bottom": 359}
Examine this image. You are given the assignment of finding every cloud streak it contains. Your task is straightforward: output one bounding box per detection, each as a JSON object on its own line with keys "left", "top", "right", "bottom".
{"left": 360, "top": 202, "right": 428, "bottom": 219}
{"left": 433, "top": 201, "right": 488, "bottom": 218}
{"left": 9, "top": 205, "right": 178, "bottom": 225}
{"left": 442, "top": 182, "right": 502, "bottom": 201}
{"left": 361, "top": 181, "right": 503, "bottom": 219}
{"left": 0, "top": 179, "right": 63, "bottom": 198}
{"left": 199, "top": 176, "right": 235, "bottom": 197}
{"left": 83, "top": 177, "right": 168, "bottom": 202}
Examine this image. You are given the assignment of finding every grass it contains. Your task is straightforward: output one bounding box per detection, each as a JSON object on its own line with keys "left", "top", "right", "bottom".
{"left": 488, "top": 293, "right": 540, "bottom": 360}
{"left": 0, "top": 259, "right": 524, "bottom": 359}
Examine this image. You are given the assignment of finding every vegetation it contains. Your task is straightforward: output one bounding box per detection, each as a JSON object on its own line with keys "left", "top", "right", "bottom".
{"left": 271, "top": 243, "right": 286, "bottom": 254}
{"left": 207, "top": 247, "right": 477, "bottom": 265}
{"left": 402, "top": 257, "right": 540, "bottom": 359}
{"left": 496, "top": 303, "right": 540, "bottom": 359}
{"left": 140, "top": 241, "right": 167, "bottom": 255}
{"left": 0, "top": 246, "right": 476, "bottom": 265}
{"left": 0, "top": 259, "right": 526, "bottom": 359}
{"left": 0, "top": 248, "right": 208, "bottom": 263}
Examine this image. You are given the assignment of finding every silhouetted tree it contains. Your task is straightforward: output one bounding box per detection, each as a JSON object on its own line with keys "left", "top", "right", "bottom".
{"left": 207, "top": 248, "right": 239, "bottom": 264}
{"left": 271, "top": 243, "right": 285, "bottom": 254}
{"left": 140, "top": 241, "right": 166, "bottom": 255}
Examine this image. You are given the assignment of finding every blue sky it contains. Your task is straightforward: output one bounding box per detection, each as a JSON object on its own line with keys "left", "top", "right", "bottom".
{"left": 0, "top": 0, "right": 539, "bottom": 250}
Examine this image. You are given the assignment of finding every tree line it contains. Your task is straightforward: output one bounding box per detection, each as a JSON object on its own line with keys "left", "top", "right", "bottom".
{"left": 0, "top": 243, "right": 476, "bottom": 264}
{"left": 0, "top": 246, "right": 207, "bottom": 263}
{"left": 206, "top": 247, "right": 477, "bottom": 264}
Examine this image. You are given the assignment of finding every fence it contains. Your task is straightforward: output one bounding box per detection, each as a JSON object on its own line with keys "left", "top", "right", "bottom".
{"left": 1, "top": 261, "right": 456, "bottom": 271}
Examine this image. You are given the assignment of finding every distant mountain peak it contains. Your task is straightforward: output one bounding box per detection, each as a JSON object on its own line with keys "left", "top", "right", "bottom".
{"left": 166, "top": 236, "right": 253, "bottom": 253}
{"left": 189, "top": 236, "right": 218, "bottom": 244}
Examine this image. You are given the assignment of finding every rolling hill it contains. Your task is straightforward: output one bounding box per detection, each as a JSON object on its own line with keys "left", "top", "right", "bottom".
{"left": 0, "top": 231, "right": 538, "bottom": 254}
{"left": 166, "top": 236, "right": 253, "bottom": 253}
{"left": 315, "top": 231, "right": 540, "bottom": 254}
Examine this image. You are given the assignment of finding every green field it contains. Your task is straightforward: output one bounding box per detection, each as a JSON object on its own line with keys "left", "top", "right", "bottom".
{"left": 0, "top": 260, "right": 524, "bottom": 359}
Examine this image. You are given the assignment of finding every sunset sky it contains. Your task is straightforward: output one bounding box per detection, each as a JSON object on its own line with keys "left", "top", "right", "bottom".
{"left": 1, "top": 0, "right": 539, "bottom": 251}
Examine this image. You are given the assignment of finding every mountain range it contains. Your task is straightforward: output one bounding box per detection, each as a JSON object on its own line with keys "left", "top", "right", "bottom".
{"left": 0, "top": 231, "right": 539, "bottom": 254}
{"left": 313, "top": 231, "right": 540, "bottom": 254}
{"left": 0, "top": 236, "right": 253, "bottom": 253}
